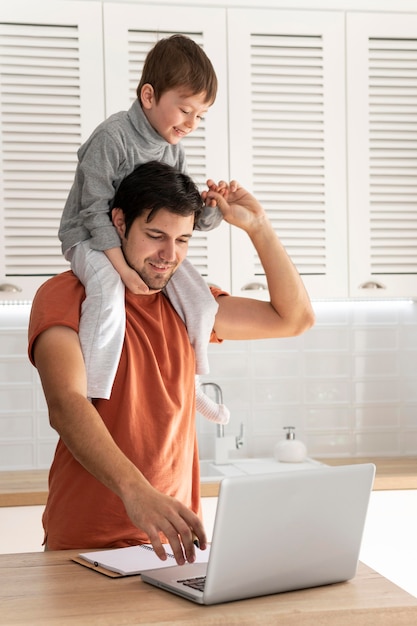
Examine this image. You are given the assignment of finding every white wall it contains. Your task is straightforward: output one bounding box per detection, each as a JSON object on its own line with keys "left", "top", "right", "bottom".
{"left": 198, "top": 299, "right": 417, "bottom": 461}
{"left": 1, "top": 299, "right": 417, "bottom": 470}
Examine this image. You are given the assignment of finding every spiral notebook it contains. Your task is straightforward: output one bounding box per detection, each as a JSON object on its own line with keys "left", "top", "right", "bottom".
{"left": 141, "top": 464, "right": 375, "bottom": 605}
{"left": 74, "top": 543, "right": 210, "bottom": 578}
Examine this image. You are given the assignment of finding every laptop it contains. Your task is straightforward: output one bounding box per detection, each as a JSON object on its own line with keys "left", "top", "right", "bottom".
{"left": 141, "top": 463, "right": 375, "bottom": 605}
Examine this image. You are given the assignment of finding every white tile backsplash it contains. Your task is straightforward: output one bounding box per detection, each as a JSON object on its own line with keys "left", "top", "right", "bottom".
{"left": 355, "top": 406, "right": 400, "bottom": 430}
{"left": 304, "top": 379, "right": 351, "bottom": 404}
{"left": 197, "top": 300, "right": 417, "bottom": 461}
{"left": 354, "top": 353, "right": 399, "bottom": 378}
{"left": 402, "top": 405, "right": 417, "bottom": 427}
{"left": 304, "top": 352, "right": 351, "bottom": 377}
{"left": 353, "top": 327, "right": 399, "bottom": 351}
{"left": 0, "top": 387, "right": 33, "bottom": 412}
{"left": 1, "top": 300, "right": 417, "bottom": 470}
{"left": 306, "top": 406, "right": 351, "bottom": 431}
{"left": 0, "top": 305, "right": 58, "bottom": 470}
{"left": 354, "top": 380, "right": 400, "bottom": 404}
{"left": 304, "top": 327, "right": 350, "bottom": 351}
{"left": 400, "top": 431, "right": 417, "bottom": 454}
{"left": 355, "top": 431, "right": 401, "bottom": 456}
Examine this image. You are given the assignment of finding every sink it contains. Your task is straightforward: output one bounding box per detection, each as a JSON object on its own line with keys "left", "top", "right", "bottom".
{"left": 199, "top": 460, "right": 246, "bottom": 481}
{"left": 199, "top": 457, "right": 323, "bottom": 483}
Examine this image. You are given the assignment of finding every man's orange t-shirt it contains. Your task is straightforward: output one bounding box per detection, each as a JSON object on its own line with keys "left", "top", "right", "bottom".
{"left": 28, "top": 271, "right": 219, "bottom": 550}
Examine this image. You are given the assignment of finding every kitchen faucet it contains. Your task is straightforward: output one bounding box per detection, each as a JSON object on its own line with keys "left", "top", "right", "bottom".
{"left": 200, "top": 382, "right": 244, "bottom": 464}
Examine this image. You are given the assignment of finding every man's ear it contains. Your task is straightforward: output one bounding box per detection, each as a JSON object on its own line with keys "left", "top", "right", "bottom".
{"left": 112, "top": 208, "right": 126, "bottom": 238}
{"left": 140, "top": 83, "right": 155, "bottom": 110}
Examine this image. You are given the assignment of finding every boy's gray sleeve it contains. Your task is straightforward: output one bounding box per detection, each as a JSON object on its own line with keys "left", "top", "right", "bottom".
{"left": 178, "top": 146, "right": 223, "bottom": 231}
{"left": 76, "top": 132, "right": 124, "bottom": 251}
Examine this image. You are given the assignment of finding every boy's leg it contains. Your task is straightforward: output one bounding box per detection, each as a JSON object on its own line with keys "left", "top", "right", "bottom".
{"left": 165, "top": 259, "right": 230, "bottom": 423}
{"left": 195, "top": 377, "right": 230, "bottom": 425}
{"left": 164, "top": 258, "right": 217, "bottom": 375}
{"left": 69, "top": 241, "right": 125, "bottom": 399}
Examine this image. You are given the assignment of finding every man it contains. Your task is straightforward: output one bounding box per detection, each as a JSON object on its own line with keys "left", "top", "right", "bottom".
{"left": 28, "top": 161, "right": 314, "bottom": 565}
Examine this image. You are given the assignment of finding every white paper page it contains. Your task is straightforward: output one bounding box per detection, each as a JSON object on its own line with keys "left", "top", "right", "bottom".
{"left": 78, "top": 544, "right": 210, "bottom": 576}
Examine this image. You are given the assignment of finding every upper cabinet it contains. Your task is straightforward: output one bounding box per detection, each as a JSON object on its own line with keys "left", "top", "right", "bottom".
{"left": 227, "top": 7, "right": 417, "bottom": 300}
{"left": 101, "top": 3, "right": 231, "bottom": 291}
{"left": 346, "top": 12, "right": 417, "bottom": 298}
{"left": 226, "top": 9, "right": 348, "bottom": 299}
{"left": 0, "top": 0, "right": 105, "bottom": 301}
{"left": 1, "top": 1, "right": 416, "bottom": 301}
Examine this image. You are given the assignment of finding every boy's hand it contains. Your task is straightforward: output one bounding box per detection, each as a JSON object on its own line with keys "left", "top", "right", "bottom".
{"left": 204, "top": 180, "right": 267, "bottom": 235}
{"left": 202, "top": 179, "right": 231, "bottom": 206}
{"left": 120, "top": 266, "right": 150, "bottom": 295}
{"left": 105, "top": 246, "right": 150, "bottom": 294}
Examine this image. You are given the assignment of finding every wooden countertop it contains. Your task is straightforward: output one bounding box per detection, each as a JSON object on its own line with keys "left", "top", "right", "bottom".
{"left": 318, "top": 456, "right": 417, "bottom": 491}
{"left": 0, "top": 469, "right": 48, "bottom": 507}
{"left": 0, "top": 456, "right": 416, "bottom": 506}
{"left": 200, "top": 456, "right": 417, "bottom": 497}
{"left": 1, "top": 550, "right": 416, "bottom": 625}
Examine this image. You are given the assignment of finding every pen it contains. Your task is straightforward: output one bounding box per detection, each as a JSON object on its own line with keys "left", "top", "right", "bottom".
{"left": 192, "top": 533, "right": 200, "bottom": 549}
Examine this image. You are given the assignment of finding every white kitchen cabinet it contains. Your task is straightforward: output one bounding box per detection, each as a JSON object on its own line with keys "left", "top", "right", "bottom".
{"left": 227, "top": 7, "right": 417, "bottom": 300}
{"left": 101, "top": 4, "right": 350, "bottom": 298}
{"left": 347, "top": 12, "right": 417, "bottom": 299}
{"left": 101, "top": 3, "right": 231, "bottom": 290}
{"left": 0, "top": 0, "right": 105, "bottom": 301}
{"left": 226, "top": 9, "right": 348, "bottom": 299}
{"left": 0, "top": 0, "right": 232, "bottom": 298}
{"left": 1, "top": 1, "right": 417, "bottom": 301}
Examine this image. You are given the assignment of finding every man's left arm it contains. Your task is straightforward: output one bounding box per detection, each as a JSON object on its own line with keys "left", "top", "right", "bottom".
{"left": 205, "top": 182, "right": 315, "bottom": 341}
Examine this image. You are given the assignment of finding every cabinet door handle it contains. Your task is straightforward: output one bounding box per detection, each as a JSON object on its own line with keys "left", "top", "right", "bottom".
{"left": 242, "top": 282, "right": 268, "bottom": 291}
{"left": 0, "top": 283, "right": 22, "bottom": 292}
{"left": 358, "top": 281, "right": 386, "bottom": 290}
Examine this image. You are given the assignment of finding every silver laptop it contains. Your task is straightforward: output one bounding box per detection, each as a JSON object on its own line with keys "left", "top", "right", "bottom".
{"left": 141, "top": 463, "right": 375, "bottom": 605}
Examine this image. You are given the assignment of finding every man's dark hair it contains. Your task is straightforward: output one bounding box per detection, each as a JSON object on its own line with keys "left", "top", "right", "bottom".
{"left": 112, "top": 161, "right": 203, "bottom": 236}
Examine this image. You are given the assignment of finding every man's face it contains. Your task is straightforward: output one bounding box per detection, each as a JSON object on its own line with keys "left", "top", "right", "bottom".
{"left": 115, "top": 208, "right": 194, "bottom": 291}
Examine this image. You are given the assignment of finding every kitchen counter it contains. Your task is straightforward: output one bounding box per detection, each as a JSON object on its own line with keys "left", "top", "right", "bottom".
{"left": 0, "top": 469, "right": 48, "bottom": 507}
{"left": 1, "top": 550, "right": 417, "bottom": 625}
{"left": 318, "top": 456, "right": 417, "bottom": 491}
{"left": 0, "top": 456, "right": 415, "bottom": 506}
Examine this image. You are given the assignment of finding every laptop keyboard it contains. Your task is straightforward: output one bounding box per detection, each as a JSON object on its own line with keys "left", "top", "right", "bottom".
{"left": 178, "top": 576, "right": 206, "bottom": 592}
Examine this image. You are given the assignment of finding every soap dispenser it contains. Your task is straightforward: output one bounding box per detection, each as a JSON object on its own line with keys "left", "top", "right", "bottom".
{"left": 274, "top": 426, "right": 307, "bottom": 463}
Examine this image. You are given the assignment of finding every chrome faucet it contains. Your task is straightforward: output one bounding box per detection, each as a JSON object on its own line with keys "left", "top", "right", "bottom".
{"left": 200, "top": 381, "right": 244, "bottom": 464}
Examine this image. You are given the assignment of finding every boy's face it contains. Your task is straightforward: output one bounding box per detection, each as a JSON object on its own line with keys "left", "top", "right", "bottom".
{"left": 142, "top": 87, "right": 210, "bottom": 145}
{"left": 114, "top": 207, "right": 194, "bottom": 292}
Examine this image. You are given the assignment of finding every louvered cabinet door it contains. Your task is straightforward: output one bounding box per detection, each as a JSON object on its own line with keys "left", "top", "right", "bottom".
{"left": 347, "top": 12, "right": 417, "bottom": 298}
{"left": 102, "top": 3, "right": 231, "bottom": 291}
{"left": 227, "top": 9, "right": 347, "bottom": 299}
{"left": 0, "top": 0, "right": 104, "bottom": 301}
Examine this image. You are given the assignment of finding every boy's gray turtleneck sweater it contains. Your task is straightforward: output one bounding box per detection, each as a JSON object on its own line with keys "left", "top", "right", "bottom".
{"left": 59, "top": 99, "right": 222, "bottom": 256}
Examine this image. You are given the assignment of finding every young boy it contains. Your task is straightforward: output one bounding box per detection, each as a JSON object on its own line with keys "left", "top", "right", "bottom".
{"left": 58, "top": 34, "right": 229, "bottom": 424}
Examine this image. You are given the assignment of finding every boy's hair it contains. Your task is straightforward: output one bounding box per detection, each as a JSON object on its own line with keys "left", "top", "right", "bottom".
{"left": 112, "top": 161, "right": 203, "bottom": 236}
{"left": 137, "top": 34, "right": 217, "bottom": 104}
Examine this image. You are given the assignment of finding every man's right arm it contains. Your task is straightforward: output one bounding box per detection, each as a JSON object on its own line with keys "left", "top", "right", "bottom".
{"left": 32, "top": 325, "right": 206, "bottom": 563}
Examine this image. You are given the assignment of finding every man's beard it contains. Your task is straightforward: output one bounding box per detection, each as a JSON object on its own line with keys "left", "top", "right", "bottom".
{"left": 136, "top": 263, "right": 177, "bottom": 292}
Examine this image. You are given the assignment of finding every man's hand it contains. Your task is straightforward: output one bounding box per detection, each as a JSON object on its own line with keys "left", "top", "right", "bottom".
{"left": 202, "top": 179, "right": 228, "bottom": 207}
{"left": 122, "top": 481, "right": 207, "bottom": 565}
{"left": 33, "top": 324, "right": 206, "bottom": 564}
